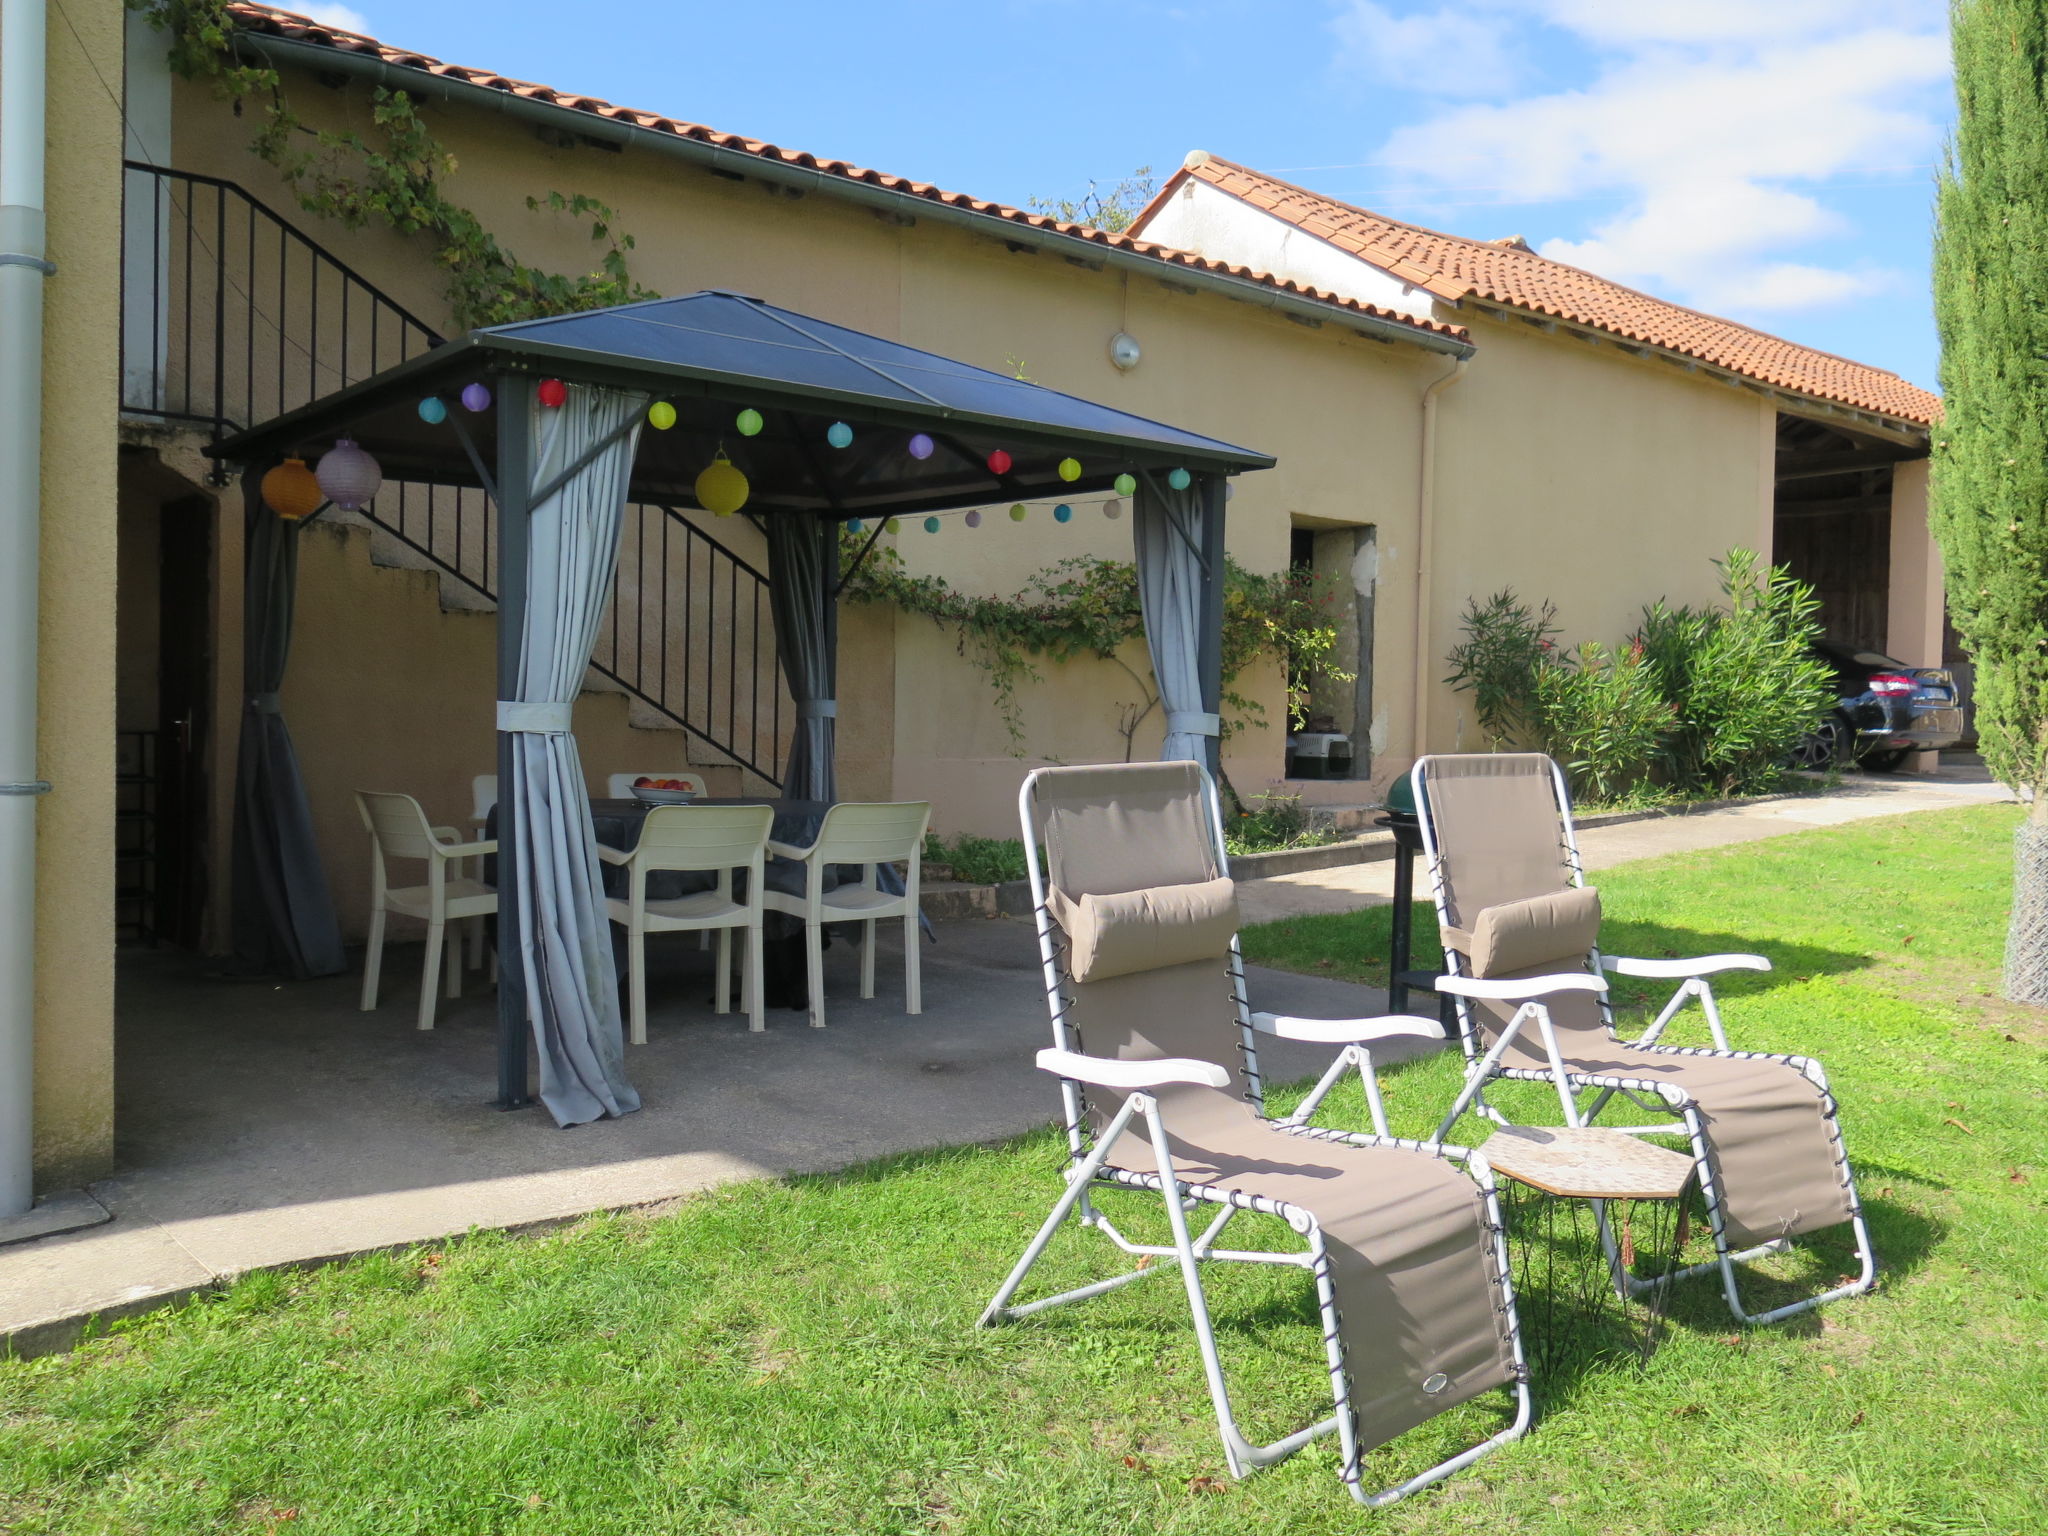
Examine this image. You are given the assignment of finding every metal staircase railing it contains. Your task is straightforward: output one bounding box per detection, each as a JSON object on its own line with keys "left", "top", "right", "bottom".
{"left": 120, "top": 162, "right": 785, "bottom": 785}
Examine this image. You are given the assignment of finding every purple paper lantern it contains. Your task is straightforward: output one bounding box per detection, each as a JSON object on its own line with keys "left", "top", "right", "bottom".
{"left": 908, "top": 432, "right": 935, "bottom": 460}
{"left": 964, "top": 509, "right": 982, "bottom": 528}
{"left": 460, "top": 381, "right": 492, "bottom": 413}
{"left": 315, "top": 437, "right": 384, "bottom": 511}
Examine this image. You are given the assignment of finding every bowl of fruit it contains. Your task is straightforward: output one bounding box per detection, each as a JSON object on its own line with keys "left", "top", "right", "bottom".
{"left": 629, "top": 776, "right": 698, "bottom": 805}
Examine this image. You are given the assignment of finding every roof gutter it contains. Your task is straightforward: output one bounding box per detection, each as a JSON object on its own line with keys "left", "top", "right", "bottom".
{"left": 236, "top": 33, "right": 1473, "bottom": 361}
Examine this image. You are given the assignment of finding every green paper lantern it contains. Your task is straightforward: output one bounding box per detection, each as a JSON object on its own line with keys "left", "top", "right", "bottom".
{"left": 736, "top": 408, "right": 765, "bottom": 437}
{"left": 886, "top": 517, "right": 901, "bottom": 534}
{"left": 1008, "top": 503, "right": 1027, "bottom": 522}
{"left": 1058, "top": 456, "right": 1082, "bottom": 482}
{"left": 1113, "top": 472, "right": 1137, "bottom": 496}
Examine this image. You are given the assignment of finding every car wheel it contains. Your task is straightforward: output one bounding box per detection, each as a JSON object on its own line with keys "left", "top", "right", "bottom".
{"left": 1791, "top": 713, "right": 1850, "bottom": 770}
{"left": 1857, "top": 747, "right": 1911, "bottom": 773}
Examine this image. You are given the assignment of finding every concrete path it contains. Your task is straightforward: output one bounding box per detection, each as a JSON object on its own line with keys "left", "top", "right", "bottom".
{"left": 1, "top": 922, "right": 1403, "bottom": 1357}
{"left": 1239, "top": 765, "right": 2011, "bottom": 925}
{"left": 3, "top": 764, "right": 2009, "bottom": 1357}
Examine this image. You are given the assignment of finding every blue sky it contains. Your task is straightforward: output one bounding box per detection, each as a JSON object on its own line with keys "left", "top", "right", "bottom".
{"left": 305, "top": 0, "right": 1954, "bottom": 391}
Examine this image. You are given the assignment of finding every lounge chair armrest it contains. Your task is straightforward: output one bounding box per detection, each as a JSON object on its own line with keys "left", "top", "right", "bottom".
{"left": 1034, "top": 1048, "right": 1230, "bottom": 1090}
{"left": 1435, "top": 972, "right": 1606, "bottom": 1001}
{"left": 1251, "top": 1011, "right": 1444, "bottom": 1046}
{"left": 435, "top": 838, "right": 496, "bottom": 860}
{"left": 766, "top": 840, "right": 813, "bottom": 862}
{"left": 1601, "top": 953, "right": 1770, "bottom": 979}
{"left": 595, "top": 844, "right": 631, "bottom": 867}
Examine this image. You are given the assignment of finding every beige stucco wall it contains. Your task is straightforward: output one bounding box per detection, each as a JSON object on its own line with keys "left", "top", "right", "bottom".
{"left": 165, "top": 73, "right": 1439, "bottom": 840}
{"left": 1422, "top": 313, "right": 1775, "bottom": 755}
{"left": 30, "top": 0, "right": 123, "bottom": 1187}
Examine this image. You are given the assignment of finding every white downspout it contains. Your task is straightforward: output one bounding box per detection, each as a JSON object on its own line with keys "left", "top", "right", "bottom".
{"left": 1409, "top": 354, "right": 1466, "bottom": 764}
{"left": 0, "top": 0, "right": 52, "bottom": 1218}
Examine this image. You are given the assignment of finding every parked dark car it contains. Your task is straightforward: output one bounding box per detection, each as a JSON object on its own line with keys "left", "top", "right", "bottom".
{"left": 1791, "top": 640, "right": 1964, "bottom": 772}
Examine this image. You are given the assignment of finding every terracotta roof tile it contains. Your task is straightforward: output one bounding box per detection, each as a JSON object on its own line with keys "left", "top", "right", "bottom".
{"left": 215, "top": 6, "right": 1468, "bottom": 348}
{"left": 1167, "top": 156, "right": 1937, "bottom": 427}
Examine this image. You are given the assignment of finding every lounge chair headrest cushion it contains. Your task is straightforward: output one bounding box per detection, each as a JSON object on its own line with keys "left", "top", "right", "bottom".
{"left": 1444, "top": 885, "right": 1602, "bottom": 978}
{"left": 1049, "top": 877, "right": 1239, "bottom": 983}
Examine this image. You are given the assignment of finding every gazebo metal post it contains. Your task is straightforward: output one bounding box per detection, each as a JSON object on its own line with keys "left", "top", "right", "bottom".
{"left": 1195, "top": 473, "right": 1228, "bottom": 780}
{"left": 493, "top": 373, "right": 533, "bottom": 1109}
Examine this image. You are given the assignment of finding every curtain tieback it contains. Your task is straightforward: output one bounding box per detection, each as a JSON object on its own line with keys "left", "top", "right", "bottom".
{"left": 248, "top": 692, "right": 282, "bottom": 715}
{"left": 497, "top": 701, "right": 574, "bottom": 734}
{"left": 796, "top": 699, "right": 838, "bottom": 720}
{"left": 1166, "top": 710, "right": 1221, "bottom": 737}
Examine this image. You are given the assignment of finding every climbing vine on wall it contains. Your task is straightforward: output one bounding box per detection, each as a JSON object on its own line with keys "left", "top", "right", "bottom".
{"left": 131, "top": 1, "right": 657, "bottom": 328}
{"left": 839, "top": 532, "right": 1352, "bottom": 755}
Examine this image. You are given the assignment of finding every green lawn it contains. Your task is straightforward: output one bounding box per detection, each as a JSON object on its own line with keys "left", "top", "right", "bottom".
{"left": 5, "top": 805, "right": 2046, "bottom": 1534}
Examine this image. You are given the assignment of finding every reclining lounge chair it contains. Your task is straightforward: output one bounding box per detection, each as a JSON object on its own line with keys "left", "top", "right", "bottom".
{"left": 980, "top": 761, "right": 1530, "bottom": 1507}
{"left": 1412, "top": 752, "right": 1876, "bottom": 1325}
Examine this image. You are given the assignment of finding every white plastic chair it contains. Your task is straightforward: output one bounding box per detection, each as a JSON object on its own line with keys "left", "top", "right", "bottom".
{"left": 356, "top": 791, "right": 498, "bottom": 1032}
{"left": 763, "top": 801, "right": 930, "bottom": 1029}
{"left": 469, "top": 774, "right": 497, "bottom": 827}
{"left": 606, "top": 771, "right": 707, "bottom": 799}
{"left": 600, "top": 803, "right": 774, "bottom": 1040}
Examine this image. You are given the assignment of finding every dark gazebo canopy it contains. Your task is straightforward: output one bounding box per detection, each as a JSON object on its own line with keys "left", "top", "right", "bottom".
{"left": 214, "top": 289, "right": 1273, "bottom": 1126}
{"left": 213, "top": 290, "right": 1274, "bottom": 512}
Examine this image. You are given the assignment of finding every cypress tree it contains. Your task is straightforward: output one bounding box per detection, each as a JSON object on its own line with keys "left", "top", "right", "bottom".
{"left": 1933, "top": 0, "right": 2048, "bottom": 1001}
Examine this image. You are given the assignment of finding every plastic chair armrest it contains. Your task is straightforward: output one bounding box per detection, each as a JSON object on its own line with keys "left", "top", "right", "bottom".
{"left": 1035, "top": 1048, "right": 1229, "bottom": 1090}
{"left": 1250, "top": 1012, "right": 1444, "bottom": 1045}
{"left": 435, "top": 837, "right": 496, "bottom": 860}
{"left": 766, "top": 840, "right": 813, "bottom": 862}
{"left": 429, "top": 825, "right": 461, "bottom": 842}
{"left": 595, "top": 844, "right": 632, "bottom": 867}
{"left": 1601, "top": 953, "right": 1770, "bottom": 979}
{"left": 1435, "top": 972, "right": 1606, "bottom": 1001}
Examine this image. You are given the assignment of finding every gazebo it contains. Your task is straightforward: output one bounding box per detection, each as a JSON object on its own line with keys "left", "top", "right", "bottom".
{"left": 213, "top": 291, "right": 1274, "bottom": 1127}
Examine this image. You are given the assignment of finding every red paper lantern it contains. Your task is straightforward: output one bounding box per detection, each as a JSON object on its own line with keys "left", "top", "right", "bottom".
{"left": 537, "top": 377, "right": 568, "bottom": 408}
{"left": 986, "top": 449, "right": 1012, "bottom": 476}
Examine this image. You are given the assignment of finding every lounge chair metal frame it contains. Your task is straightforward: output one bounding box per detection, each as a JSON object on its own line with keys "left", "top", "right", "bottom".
{"left": 1412, "top": 754, "right": 1876, "bottom": 1326}
{"left": 980, "top": 765, "right": 1532, "bottom": 1508}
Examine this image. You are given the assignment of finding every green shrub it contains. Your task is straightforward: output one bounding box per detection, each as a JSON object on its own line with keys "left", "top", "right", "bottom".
{"left": 920, "top": 832, "right": 1029, "bottom": 885}
{"left": 1657, "top": 550, "right": 1835, "bottom": 795}
{"left": 1445, "top": 549, "right": 1833, "bottom": 803}
{"left": 1443, "top": 590, "right": 1561, "bottom": 748}
{"left": 1223, "top": 791, "right": 1337, "bottom": 856}
{"left": 1529, "top": 641, "right": 1674, "bottom": 802}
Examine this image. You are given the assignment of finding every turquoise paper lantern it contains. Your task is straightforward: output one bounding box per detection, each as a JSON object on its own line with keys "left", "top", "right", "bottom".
{"left": 847, "top": 518, "right": 864, "bottom": 533}
{"left": 924, "top": 516, "right": 941, "bottom": 533}
{"left": 417, "top": 396, "right": 447, "bottom": 425}
{"left": 1053, "top": 504, "right": 1073, "bottom": 523}
{"left": 1167, "top": 467, "right": 1192, "bottom": 491}
{"left": 827, "top": 421, "right": 854, "bottom": 449}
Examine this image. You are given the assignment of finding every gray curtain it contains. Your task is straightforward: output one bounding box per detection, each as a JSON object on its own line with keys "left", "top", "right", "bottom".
{"left": 1134, "top": 481, "right": 1219, "bottom": 767}
{"left": 767, "top": 515, "right": 838, "bottom": 802}
{"left": 230, "top": 469, "right": 346, "bottom": 979}
{"left": 503, "top": 385, "right": 647, "bottom": 1126}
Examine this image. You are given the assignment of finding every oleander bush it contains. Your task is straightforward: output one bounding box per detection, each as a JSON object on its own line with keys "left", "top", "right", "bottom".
{"left": 1446, "top": 549, "right": 1832, "bottom": 803}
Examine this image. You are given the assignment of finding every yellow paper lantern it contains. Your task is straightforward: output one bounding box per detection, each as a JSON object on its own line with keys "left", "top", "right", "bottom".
{"left": 647, "top": 400, "right": 677, "bottom": 431}
{"left": 694, "top": 451, "right": 750, "bottom": 517}
{"left": 261, "top": 457, "right": 324, "bottom": 521}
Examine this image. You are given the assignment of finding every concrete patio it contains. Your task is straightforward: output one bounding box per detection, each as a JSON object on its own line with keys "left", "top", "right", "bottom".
{"left": 1, "top": 915, "right": 1413, "bottom": 1357}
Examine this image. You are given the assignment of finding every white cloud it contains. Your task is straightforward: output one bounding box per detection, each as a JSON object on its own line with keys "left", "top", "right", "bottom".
{"left": 1327, "top": 2, "right": 1949, "bottom": 314}
{"left": 1331, "top": 2, "right": 1526, "bottom": 98}
{"left": 299, "top": 4, "right": 371, "bottom": 33}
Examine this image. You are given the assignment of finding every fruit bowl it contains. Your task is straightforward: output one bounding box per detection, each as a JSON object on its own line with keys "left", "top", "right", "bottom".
{"left": 630, "top": 785, "right": 697, "bottom": 805}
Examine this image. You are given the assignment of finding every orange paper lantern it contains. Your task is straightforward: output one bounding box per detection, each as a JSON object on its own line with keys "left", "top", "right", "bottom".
{"left": 261, "top": 457, "right": 324, "bottom": 521}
